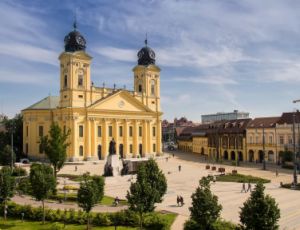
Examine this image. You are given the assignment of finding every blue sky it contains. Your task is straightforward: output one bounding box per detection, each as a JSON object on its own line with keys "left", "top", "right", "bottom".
{"left": 1, "top": 0, "right": 300, "bottom": 121}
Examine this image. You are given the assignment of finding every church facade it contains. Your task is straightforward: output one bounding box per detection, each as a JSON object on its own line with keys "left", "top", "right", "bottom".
{"left": 22, "top": 24, "right": 163, "bottom": 161}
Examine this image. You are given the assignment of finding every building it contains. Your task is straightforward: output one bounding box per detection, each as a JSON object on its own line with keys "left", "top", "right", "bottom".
{"left": 246, "top": 117, "right": 280, "bottom": 163}
{"left": 22, "top": 23, "right": 163, "bottom": 161}
{"left": 201, "top": 110, "right": 249, "bottom": 124}
{"left": 162, "top": 117, "right": 196, "bottom": 143}
{"left": 207, "top": 119, "right": 251, "bottom": 161}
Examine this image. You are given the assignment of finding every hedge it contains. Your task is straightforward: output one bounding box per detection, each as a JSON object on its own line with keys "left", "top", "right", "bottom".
{"left": 0, "top": 202, "right": 172, "bottom": 229}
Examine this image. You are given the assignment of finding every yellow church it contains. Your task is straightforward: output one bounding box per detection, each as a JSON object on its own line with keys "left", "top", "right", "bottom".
{"left": 22, "top": 23, "right": 163, "bottom": 161}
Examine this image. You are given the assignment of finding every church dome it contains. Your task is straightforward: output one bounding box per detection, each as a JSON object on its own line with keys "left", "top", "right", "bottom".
{"left": 137, "top": 39, "right": 156, "bottom": 66}
{"left": 64, "top": 22, "right": 86, "bottom": 52}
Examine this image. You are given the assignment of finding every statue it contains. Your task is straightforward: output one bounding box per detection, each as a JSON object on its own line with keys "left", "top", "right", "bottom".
{"left": 109, "top": 138, "right": 116, "bottom": 155}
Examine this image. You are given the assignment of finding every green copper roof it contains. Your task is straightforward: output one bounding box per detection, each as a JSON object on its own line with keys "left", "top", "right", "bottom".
{"left": 24, "top": 96, "right": 59, "bottom": 110}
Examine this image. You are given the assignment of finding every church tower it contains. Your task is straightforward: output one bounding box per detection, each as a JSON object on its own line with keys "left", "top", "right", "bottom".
{"left": 59, "top": 22, "right": 92, "bottom": 108}
{"left": 133, "top": 39, "right": 161, "bottom": 112}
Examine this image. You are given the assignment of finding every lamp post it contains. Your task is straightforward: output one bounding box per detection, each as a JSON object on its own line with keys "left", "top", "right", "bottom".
{"left": 262, "top": 124, "right": 266, "bottom": 170}
{"left": 292, "top": 99, "right": 300, "bottom": 186}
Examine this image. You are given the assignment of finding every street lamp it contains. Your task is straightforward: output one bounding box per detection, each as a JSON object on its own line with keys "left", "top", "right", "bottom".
{"left": 262, "top": 124, "right": 266, "bottom": 170}
{"left": 292, "top": 99, "right": 300, "bottom": 186}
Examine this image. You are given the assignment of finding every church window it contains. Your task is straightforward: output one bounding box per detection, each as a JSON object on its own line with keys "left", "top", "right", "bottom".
{"left": 152, "top": 127, "right": 156, "bottom": 137}
{"left": 138, "top": 84, "right": 142, "bottom": 92}
{"left": 26, "top": 126, "right": 28, "bottom": 137}
{"left": 79, "top": 146, "right": 83, "bottom": 156}
{"left": 79, "top": 125, "right": 83, "bottom": 137}
{"left": 153, "top": 144, "right": 156, "bottom": 152}
{"left": 78, "top": 75, "right": 83, "bottom": 87}
{"left": 64, "top": 75, "right": 68, "bottom": 88}
{"left": 151, "top": 80, "right": 155, "bottom": 95}
{"left": 39, "top": 144, "right": 43, "bottom": 154}
{"left": 109, "top": 126, "right": 113, "bottom": 137}
{"left": 119, "top": 126, "right": 123, "bottom": 137}
{"left": 139, "top": 126, "right": 142, "bottom": 137}
{"left": 98, "top": 126, "right": 102, "bottom": 137}
{"left": 38, "top": 126, "right": 43, "bottom": 137}
{"left": 129, "top": 126, "right": 133, "bottom": 137}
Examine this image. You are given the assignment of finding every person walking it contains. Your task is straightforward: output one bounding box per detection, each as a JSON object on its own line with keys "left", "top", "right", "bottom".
{"left": 176, "top": 195, "right": 180, "bottom": 206}
{"left": 180, "top": 196, "right": 184, "bottom": 206}
{"left": 276, "top": 169, "right": 279, "bottom": 177}
{"left": 178, "top": 165, "right": 181, "bottom": 172}
{"left": 241, "top": 182, "right": 246, "bottom": 193}
{"left": 247, "top": 182, "right": 252, "bottom": 192}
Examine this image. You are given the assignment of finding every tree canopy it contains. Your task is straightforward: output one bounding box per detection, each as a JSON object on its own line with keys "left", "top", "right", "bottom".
{"left": 40, "top": 122, "right": 70, "bottom": 177}
{"left": 240, "top": 182, "right": 280, "bottom": 230}
{"left": 0, "top": 166, "right": 15, "bottom": 220}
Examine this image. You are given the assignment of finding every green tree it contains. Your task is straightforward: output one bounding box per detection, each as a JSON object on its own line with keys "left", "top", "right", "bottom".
{"left": 0, "top": 145, "right": 15, "bottom": 166}
{"left": 40, "top": 122, "right": 70, "bottom": 178}
{"left": 0, "top": 166, "right": 15, "bottom": 220}
{"left": 77, "top": 173, "right": 105, "bottom": 230}
{"left": 126, "top": 158, "right": 167, "bottom": 229}
{"left": 185, "top": 177, "right": 222, "bottom": 230}
{"left": 240, "top": 182, "right": 280, "bottom": 230}
{"left": 29, "top": 163, "right": 56, "bottom": 224}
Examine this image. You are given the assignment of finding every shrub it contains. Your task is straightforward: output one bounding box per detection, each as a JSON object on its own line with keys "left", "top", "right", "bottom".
{"left": 12, "top": 167, "right": 27, "bottom": 177}
{"left": 16, "top": 177, "right": 32, "bottom": 195}
{"left": 144, "top": 212, "right": 168, "bottom": 230}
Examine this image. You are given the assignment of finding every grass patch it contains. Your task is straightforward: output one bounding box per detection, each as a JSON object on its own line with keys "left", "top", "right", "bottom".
{"left": 216, "top": 173, "right": 270, "bottom": 183}
{"left": 57, "top": 174, "right": 83, "bottom": 182}
{"left": 49, "top": 193, "right": 128, "bottom": 205}
{"left": 0, "top": 218, "right": 136, "bottom": 229}
{"left": 281, "top": 183, "right": 300, "bottom": 190}
{"left": 158, "top": 212, "right": 177, "bottom": 228}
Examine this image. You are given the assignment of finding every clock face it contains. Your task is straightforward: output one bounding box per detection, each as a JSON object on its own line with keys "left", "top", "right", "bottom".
{"left": 118, "top": 100, "right": 125, "bottom": 108}
{"left": 76, "top": 36, "right": 85, "bottom": 46}
{"left": 149, "top": 51, "right": 155, "bottom": 59}
{"left": 138, "top": 50, "right": 144, "bottom": 58}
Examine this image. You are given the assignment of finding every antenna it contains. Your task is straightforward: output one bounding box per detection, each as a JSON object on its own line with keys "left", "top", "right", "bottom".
{"left": 145, "top": 33, "right": 148, "bottom": 46}
{"left": 73, "top": 8, "right": 78, "bottom": 30}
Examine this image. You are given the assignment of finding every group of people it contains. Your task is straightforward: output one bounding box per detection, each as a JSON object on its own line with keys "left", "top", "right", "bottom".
{"left": 176, "top": 195, "right": 184, "bottom": 206}
{"left": 241, "top": 182, "right": 252, "bottom": 193}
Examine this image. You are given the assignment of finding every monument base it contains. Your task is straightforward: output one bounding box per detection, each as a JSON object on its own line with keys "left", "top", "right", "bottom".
{"left": 104, "top": 155, "right": 123, "bottom": 176}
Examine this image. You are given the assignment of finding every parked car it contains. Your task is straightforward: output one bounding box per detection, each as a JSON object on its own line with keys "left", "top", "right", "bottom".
{"left": 20, "top": 158, "right": 30, "bottom": 164}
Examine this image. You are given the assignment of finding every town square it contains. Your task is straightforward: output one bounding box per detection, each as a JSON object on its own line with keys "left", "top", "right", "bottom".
{"left": 1, "top": 0, "right": 300, "bottom": 230}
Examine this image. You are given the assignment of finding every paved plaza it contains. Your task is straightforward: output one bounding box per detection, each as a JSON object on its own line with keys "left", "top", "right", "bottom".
{"left": 18, "top": 151, "right": 300, "bottom": 230}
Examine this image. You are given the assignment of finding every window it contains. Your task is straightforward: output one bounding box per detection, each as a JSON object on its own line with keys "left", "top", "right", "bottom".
{"left": 63, "top": 125, "right": 66, "bottom": 134}
{"left": 269, "top": 135, "right": 273, "bottom": 144}
{"left": 79, "top": 146, "right": 83, "bottom": 156}
{"left": 129, "top": 144, "right": 133, "bottom": 153}
{"left": 25, "top": 144, "right": 28, "bottom": 154}
{"left": 153, "top": 144, "right": 156, "bottom": 152}
{"left": 249, "top": 136, "right": 253, "bottom": 144}
{"left": 109, "top": 126, "right": 113, "bottom": 137}
{"left": 98, "top": 126, "right": 102, "bottom": 137}
{"left": 139, "top": 126, "right": 142, "bottom": 137}
{"left": 39, "top": 144, "right": 43, "bottom": 154}
{"left": 151, "top": 80, "right": 155, "bottom": 95}
{"left": 138, "top": 84, "right": 142, "bottom": 92}
{"left": 129, "top": 126, "right": 133, "bottom": 137}
{"left": 26, "top": 126, "right": 28, "bottom": 137}
{"left": 152, "top": 127, "right": 156, "bottom": 137}
{"left": 64, "top": 75, "right": 67, "bottom": 88}
{"left": 78, "top": 95, "right": 83, "bottom": 98}
{"left": 279, "top": 136, "right": 284, "bottom": 145}
{"left": 38, "top": 126, "right": 43, "bottom": 137}
{"left": 119, "top": 126, "right": 123, "bottom": 137}
{"left": 78, "top": 75, "right": 83, "bottom": 87}
{"left": 79, "top": 125, "right": 83, "bottom": 137}
{"left": 288, "top": 136, "right": 293, "bottom": 144}
{"left": 256, "top": 136, "right": 259, "bottom": 144}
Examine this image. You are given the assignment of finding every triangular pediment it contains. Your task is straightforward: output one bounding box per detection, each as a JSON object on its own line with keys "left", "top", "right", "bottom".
{"left": 89, "top": 90, "right": 153, "bottom": 113}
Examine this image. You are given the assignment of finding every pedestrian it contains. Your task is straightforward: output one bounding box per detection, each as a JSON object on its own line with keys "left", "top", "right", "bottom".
{"left": 176, "top": 195, "right": 180, "bottom": 206}
{"left": 276, "top": 169, "right": 279, "bottom": 177}
{"left": 173, "top": 153, "right": 175, "bottom": 158}
{"left": 213, "top": 175, "right": 216, "bottom": 183}
{"left": 180, "top": 196, "right": 184, "bottom": 206}
{"left": 241, "top": 182, "right": 246, "bottom": 193}
{"left": 178, "top": 165, "right": 181, "bottom": 172}
{"left": 166, "top": 157, "right": 169, "bottom": 162}
{"left": 75, "top": 165, "right": 77, "bottom": 172}
{"left": 247, "top": 182, "right": 251, "bottom": 192}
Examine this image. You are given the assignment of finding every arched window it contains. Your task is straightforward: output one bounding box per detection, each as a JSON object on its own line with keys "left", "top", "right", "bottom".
{"left": 78, "top": 75, "right": 83, "bottom": 87}
{"left": 79, "top": 145, "right": 83, "bottom": 156}
{"left": 150, "top": 80, "right": 155, "bottom": 95}
{"left": 138, "top": 84, "right": 142, "bottom": 92}
{"left": 64, "top": 75, "right": 68, "bottom": 88}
